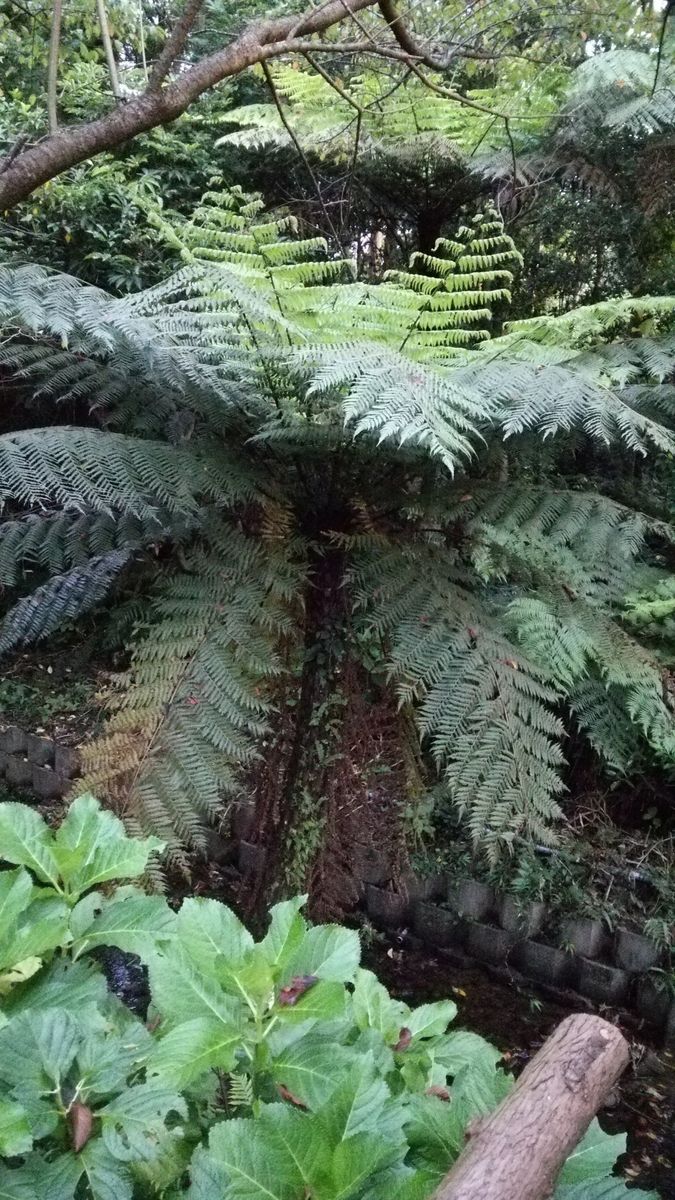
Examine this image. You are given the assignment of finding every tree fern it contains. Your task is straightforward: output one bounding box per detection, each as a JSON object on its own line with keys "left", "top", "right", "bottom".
{"left": 1, "top": 186, "right": 674, "bottom": 876}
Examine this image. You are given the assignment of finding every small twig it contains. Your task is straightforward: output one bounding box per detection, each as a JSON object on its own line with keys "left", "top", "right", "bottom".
{"left": 261, "top": 59, "right": 342, "bottom": 246}
{"left": 95, "top": 0, "right": 121, "bottom": 100}
{"left": 0, "top": 135, "right": 28, "bottom": 174}
{"left": 47, "top": 0, "right": 63, "bottom": 135}
{"left": 138, "top": 0, "right": 149, "bottom": 84}
{"left": 651, "top": 0, "right": 674, "bottom": 98}
{"left": 405, "top": 60, "right": 507, "bottom": 118}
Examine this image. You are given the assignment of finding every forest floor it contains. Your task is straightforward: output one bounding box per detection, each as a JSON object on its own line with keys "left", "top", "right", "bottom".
{"left": 366, "top": 934, "right": 675, "bottom": 1200}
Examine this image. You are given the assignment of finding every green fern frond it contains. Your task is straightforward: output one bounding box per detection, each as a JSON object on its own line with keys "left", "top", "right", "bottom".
{"left": 0, "top": 550, "right": 131, "bottom": 654}
{"left": 81, "top": 528, "right": 304, "bottom": 859}
{"left": 0, "top": 509, "right": 177, "bottom": 586}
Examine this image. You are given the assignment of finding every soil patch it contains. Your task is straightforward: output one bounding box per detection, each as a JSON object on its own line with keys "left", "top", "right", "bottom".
{"left": 0, "top": 647, "right": 107, "bottom": 745}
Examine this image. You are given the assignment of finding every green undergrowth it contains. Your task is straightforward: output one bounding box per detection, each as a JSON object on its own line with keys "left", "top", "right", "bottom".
{"left": 0, "top": 794, "right": 657, "bottom": 1200}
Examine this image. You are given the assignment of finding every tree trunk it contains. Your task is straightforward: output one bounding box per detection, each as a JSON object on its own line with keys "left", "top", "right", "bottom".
{"left": 435, "top": 1014, "right": 629, "bottom": 1200}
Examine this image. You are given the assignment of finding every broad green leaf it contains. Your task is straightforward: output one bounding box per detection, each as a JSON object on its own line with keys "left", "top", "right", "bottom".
{"left": 450, "top": 1061, "right": 512, "bottom": 1129}
{"left": 148, "top": 948, "right": 243, "bottom": 1028}
{"left": 260, "top": 1104, "right": 330, "bottom": 1193}
{"left": 79, "top": 1139, "right": 133, "bottom": 1200}
{"left": 0, "top": 1009, "right": 80, "bottom": 1087}
{"left": 404, "top": 1093, "right": 467, "bottom": 1169}
{"left": 99, "top": 1081, "right": 186, "bottom": 1163}
{"left": 271, "top": 1035, "right": 357, "bottom": 1109}
{"left": 8, "top": 1082, "right": 58, "bottom": 1141}
{"left": 556, "top": 1121, "right": 626, "bottom": 1186}
{"left": 0, "top": 869, "right": 33, "bottom": 928}
{"left": 188, "top": 1146, "right": 230, "bottom": 1198}
{"left": 399, "top": 1048, "right": 434, "bottom": 1094}
{"left": 318, "top": 1060, "right": 404, "bottom": 1146}
{"left": 7, "top": 958, "right": 107, "bottom": 1025}
{"left": 54, "top": 794, "right": 163, "bottom": 896}
{"left": 432, "top": 1030, "right": 501, "bottom": 1077}
{"left": 351, "top": 969, "right": 407, "bottom": 1043}
{"left": 555, "top": 1182, "right": 658, "bottom": 1200}
{"left": 71, "top": 893, "right": 176, "bottom": 959}
{"left": 178, "top": 897, "right": 254, "bottom": 972}
{"left": 77, "top": 1024, "right": 153, "bottom": 1094}
{"left": 276, "top": 980, "right": 346, "bottom": 1024}
{"left": 0, "top": 897, "right": 70, "bottom": 972}
{"left": 149, "top": 1018, "right": 239, "bottom": 1087}
{"left": 0, "top": 805, "right": 60, "bottom": 889}
{"left": 362, "top": 1164, "right": 439, "bottom": 1200}
{"left": 287, "top": 925, "right": 360, "bottom": 983}
{"left": 0, "top": 1099, "right": 32, "bottom": 1156}
{"left": 406, "top": 1001, "right": 457, "bottom": 1041}
{"left": 5, "top": 1153, "right": 81, "bottom": 1200}
{"left": 0, "top": 957, "right": 42, "bottom": 995}
{"left": 330, "top": 1131, "right": 403, "bottom": 1200}
{"left": 216, "top": 946, "right": 274, "bottom": 1016}
{"left": 260, "top": 896, "right": 308, "bottom": 975}
{"left": 204, "top": 1115, "right": 305, "bottom": 1200}
{"left": 350, "top": 1028, "right": 395, "bottom": 1079}
{"left": 0, "top": 1163, "right": 36, "bottom": 1199}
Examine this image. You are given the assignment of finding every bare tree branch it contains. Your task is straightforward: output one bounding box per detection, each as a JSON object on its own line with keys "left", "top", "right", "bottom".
{"left": 47, "top": 0, "right": 63, "bottom": 136}
{"left": 0, "top": 0, "right": 517, "bottom": 211}
{"left": 95, "top": 0, "right": 121, "bottom": 101}
{"left": 0, "top": 0, "right": 382, "bottom": 210}
{"left": 148, "top": 0, "right": 205, "bottom": 91}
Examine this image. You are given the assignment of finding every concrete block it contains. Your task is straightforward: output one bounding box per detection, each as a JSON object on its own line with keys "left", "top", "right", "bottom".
{"left": 561, "top": 918, "right": 607, "bottom": 960}
{"left": 25, "top": 733, "right": 54, "bottom": 767}
{"left": 32, "top": 763, "right": 64, "bottom": 799}
{"left": 456, "top": 879, "right": 495, "bottom": 921}
{"left": 613, "top": 929, "right": 661, "bottom": 973}
{"left": 499, "top": 896, "right": 547, "bottom": 939}
{"left": 634, "top": 974, "right": 671, "bottom": 1027}
{"left": 412, "top": 901, "right": 465, "bottom": 949}
{"left": 5, "top": 755, "right": 33, "bottom": 787}
{"left": 466, "top": 921, "right": 515, "bottom": 966}
{"left": 54, "top": 743, "right": 81, "bottom": 779}
{"left": 366, "top": 885, "right": 408, "bottom": 929}
{"left": 515, "top": 940, "right": 576, "bottom": 988}
{"left": 577, "top": 958, "right": 629, "bottom": 1006}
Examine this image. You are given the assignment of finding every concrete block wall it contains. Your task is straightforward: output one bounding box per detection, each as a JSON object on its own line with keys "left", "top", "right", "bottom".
{"left": 0, "top": 724, "right": 81, "bottom": 799}
{"left": 363, "top": 875, "right": 675, "bottom": 1042}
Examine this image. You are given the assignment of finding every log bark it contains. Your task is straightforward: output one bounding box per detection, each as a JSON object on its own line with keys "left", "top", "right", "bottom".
{"left": 435, "top": 1013, "right": 629, "bottom": 1200}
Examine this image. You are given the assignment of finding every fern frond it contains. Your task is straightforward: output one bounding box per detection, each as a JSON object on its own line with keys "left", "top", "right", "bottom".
{"left": 0, "top": 550, "right": 131, "bottom": 654}
{"left": 80, "top": 527, "right": 304, "bottom": 859}
{"left": 353, "top": 543, "right": 567, "bottom": 857}
{"left": 0, "top": 429, "right": 233, "bottom": 517}
{"left": 0, "top": 509, "right": 178, "bottom": 586}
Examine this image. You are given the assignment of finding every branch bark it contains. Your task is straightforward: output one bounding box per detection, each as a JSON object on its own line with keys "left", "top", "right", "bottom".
{"left": 434, "top": 1013, "right": 629, "bottom": 1200}
{"left": 0, "top": 0, "right": 380, "bottom": 211}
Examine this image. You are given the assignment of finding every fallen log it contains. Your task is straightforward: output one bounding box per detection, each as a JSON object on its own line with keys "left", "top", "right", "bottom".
{"left": 435, "top": 1013, "right": 629, "bottom": 1200}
